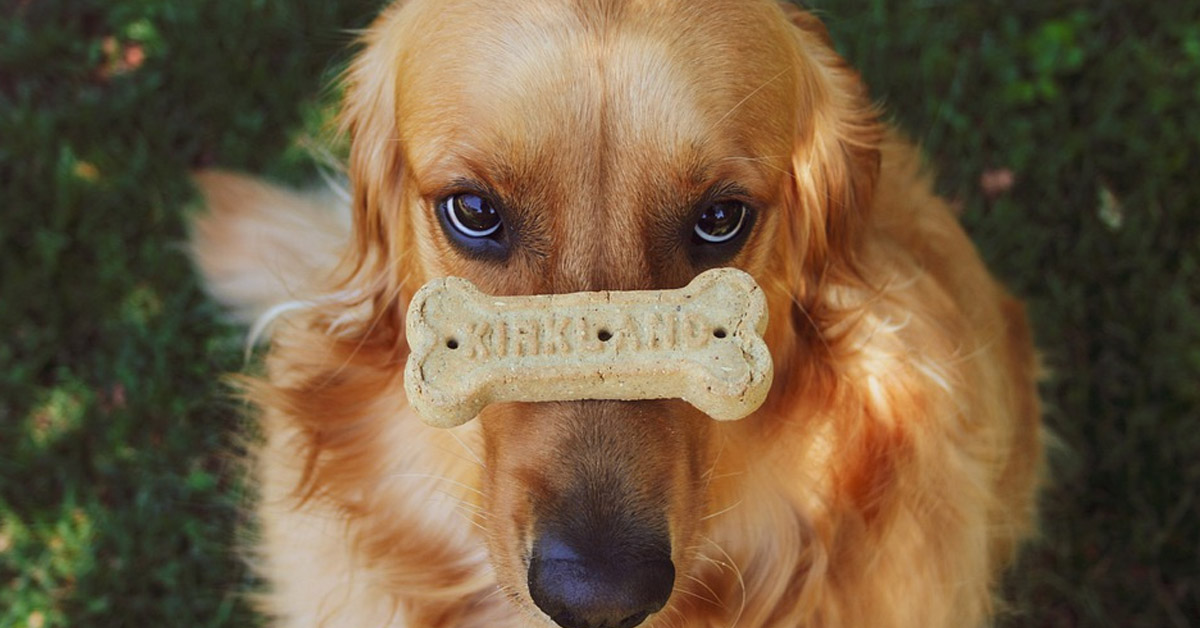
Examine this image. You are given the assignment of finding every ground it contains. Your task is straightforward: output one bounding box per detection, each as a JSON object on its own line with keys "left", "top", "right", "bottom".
{"left": 1, "top": 1, "right": 1197, "bottom": 626}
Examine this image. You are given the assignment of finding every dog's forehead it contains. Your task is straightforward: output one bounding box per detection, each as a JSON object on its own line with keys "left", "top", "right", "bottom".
{"left": 395, "top": 0, "right": 797, "bottom": 193}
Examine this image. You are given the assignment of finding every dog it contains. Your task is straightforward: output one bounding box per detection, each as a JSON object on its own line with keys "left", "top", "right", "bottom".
{"left": 189, "top": 1, "right": 1043, "bottom": 626}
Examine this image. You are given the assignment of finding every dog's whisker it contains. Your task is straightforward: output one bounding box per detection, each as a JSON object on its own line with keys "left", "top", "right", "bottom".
{"left": 477, "top": 585, "right": 505, "bottom": 603}
{"left": 672, "top": 586, "right": 719, "bottom": 610}
{"left": 432, "top": 443, "right": 489, "bottom": 472}
{"left": 701, "top": 433, "right": 727, "bottom": 481}
{"left": 701, "top": 499, "right": 743, "bottom": 522}
{"left": 399, "top": 484, "right": 491, "bottom": 534}
{"left": 382, "top": 471, "right": 485, "bottom": 496}
{"left": 671, "top": 605, "right": 691, "bottom": 628}
{"left": 447, "top": 428, "right": 486, "bottom": 468}
{"left": 453, "top": 505, "right": 491, "bottom": 528}
{"left": 681, "top": 572, "right": 724, "bottom": 607}
{"left": 454, "top": 509, "right": 489, "bottom": 534}
{"left": 656, "top": 602, "right": 687, "bottom": 628}
{"left": 699, "top": 430, "right": 731, "bottom": 494}
{"left": 497, "top": 579, "right": 556, "bottom": 628}
{"left": 450, "top": 499, "right": 487, "bottom": 519}
{"left": 700, "top": 536, "right": 746, "bottom": 628}
{"left": 426, "top": 480, "right": 485, "bottom": 506}
{"left": 706, "top": 470, "right": 745, "bottom": 482}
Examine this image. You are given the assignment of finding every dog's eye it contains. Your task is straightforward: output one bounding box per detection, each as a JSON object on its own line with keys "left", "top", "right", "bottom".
{"left": 444, "top": 194, "right": 502, "bottom": 238}
{"left": 693, "top": 201, "right": 747, "bottom": 244}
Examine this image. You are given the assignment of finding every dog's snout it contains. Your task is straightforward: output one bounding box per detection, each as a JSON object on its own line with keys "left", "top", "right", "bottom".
{"left": 496, "top": 400, "right": 694, "bottom": 626}
{"left": 528, "top": 531, "right": 674, "bottom": 628}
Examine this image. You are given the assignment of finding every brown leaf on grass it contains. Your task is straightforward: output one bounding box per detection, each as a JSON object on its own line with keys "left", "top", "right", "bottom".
{"left": 73, "top": 161, "right": 100, "bottom": 182}
{"left": 95, "top": 37, "right": 146, "bottom": 80}
{"left": 980, "top": 168, "right": 1015, "bottom": 199}
{"left": 123, "top": 43, "right": 146, "bottom": 71}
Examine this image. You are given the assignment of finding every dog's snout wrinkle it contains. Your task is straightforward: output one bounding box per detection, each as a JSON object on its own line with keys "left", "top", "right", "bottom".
{"left": 529, "top": 531, "right": 674, "bottom": 628}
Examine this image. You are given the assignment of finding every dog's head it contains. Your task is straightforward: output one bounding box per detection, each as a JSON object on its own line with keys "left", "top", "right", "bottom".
{"left": 340, "top": 1, "right": 880, "bottom": 626}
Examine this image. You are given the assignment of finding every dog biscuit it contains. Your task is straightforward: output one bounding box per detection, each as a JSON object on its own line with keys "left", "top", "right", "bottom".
{"left": 404, "top": 268, "right": 772, "bottom": 427}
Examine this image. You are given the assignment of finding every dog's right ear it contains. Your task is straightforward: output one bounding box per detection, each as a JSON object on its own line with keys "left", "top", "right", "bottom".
{"left": 337, "top": 3, "right": 421, "bottom": 339}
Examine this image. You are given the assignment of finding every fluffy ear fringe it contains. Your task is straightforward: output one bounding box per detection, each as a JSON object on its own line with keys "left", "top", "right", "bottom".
{"left": 251, "top": 5, "right": 421, "bottom": 507}
{"left": 314, "top": 3, "right": 424, "bottom": 360}
{"left": 756, "top": 4, "right": 886, "bottom": 416}
{"left": 780, "top": 5, "right": 884, "bottom": 285}
{"left": 338, "top": 4, "right": 413, "bottom": 321}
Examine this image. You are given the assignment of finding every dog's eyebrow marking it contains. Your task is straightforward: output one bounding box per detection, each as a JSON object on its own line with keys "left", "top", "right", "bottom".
{"left": 404, "top": 268, "right": 773, "bottom": 427}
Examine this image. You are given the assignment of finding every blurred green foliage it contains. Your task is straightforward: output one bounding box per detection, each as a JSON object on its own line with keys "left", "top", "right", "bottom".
{"left": 1, "top": 0, "right": 1197, "bottom": 626}
{"left": 810, "top": 1, "right": 1200, "bottom": 625}
{"left": 1, "top": 1, "right": 382, "bottom": 626}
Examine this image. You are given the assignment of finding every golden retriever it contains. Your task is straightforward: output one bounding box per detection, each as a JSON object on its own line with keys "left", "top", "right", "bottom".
{"left": 190, "top": 1, "right": 1043, "bottom": 626}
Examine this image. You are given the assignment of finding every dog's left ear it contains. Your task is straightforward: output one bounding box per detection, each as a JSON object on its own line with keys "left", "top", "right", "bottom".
{"left": 778, "top": 4, "right": 883, "bottom": 276}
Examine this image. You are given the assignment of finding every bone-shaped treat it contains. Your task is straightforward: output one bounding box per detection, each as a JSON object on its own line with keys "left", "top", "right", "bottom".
{"left": 403, "top": 268, "right": 773, "bottom": 427}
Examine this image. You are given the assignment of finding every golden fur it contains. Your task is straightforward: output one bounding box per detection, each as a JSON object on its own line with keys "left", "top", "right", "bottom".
{"left": 190, "top": 1, "right": 1043, "bottom": 626}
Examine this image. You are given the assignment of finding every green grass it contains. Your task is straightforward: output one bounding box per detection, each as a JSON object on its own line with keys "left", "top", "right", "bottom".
{"left": 1, "top": 1, "right": 1197, "bottom": 626}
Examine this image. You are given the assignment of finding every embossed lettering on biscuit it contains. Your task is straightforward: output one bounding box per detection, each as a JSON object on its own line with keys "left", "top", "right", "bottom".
{"left": 404, "top": 268, "right": 772, "bottom": 427}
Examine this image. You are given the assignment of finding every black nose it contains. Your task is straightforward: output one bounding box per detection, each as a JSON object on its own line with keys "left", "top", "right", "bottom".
{"left": 528, "top": 533, "right": 674, "bottom": 628}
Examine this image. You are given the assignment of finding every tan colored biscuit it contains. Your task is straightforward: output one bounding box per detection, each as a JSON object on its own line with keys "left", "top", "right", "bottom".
{"left": 404, "top": 268, "right": 772, "bottom": 427}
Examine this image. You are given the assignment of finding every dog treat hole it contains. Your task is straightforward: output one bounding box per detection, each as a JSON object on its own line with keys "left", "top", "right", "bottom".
{"left": 446, "top": 338, "right": 459, "bottom": 350}
{"left": 597, "top": 329, "right": 613, "bottom": 342}
{"left": 713, "top": 328, "right": 727, "bottom": 339}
